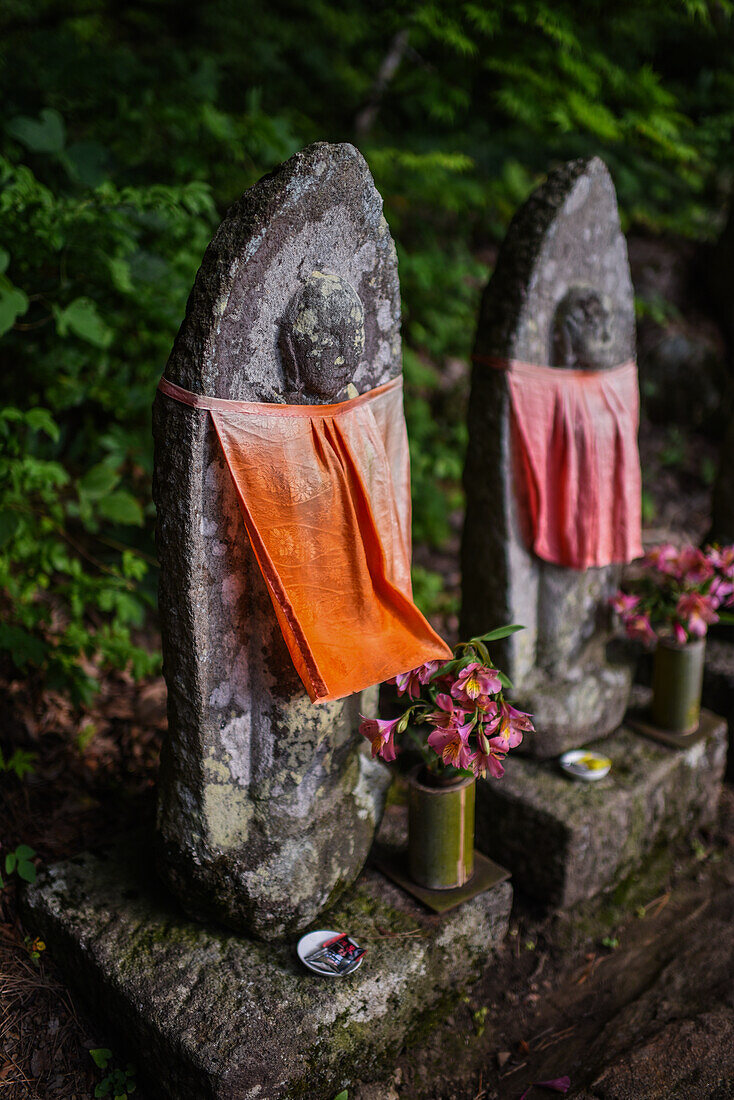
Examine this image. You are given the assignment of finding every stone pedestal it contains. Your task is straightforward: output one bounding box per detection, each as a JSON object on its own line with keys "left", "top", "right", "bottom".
{"left": 22, "top": 814, "right": 512, "bottom": 1100}
{"left": 475, "top": 711, "right": 727, "bottom": 909}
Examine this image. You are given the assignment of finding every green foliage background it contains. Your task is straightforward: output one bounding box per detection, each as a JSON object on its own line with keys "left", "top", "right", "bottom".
{"left": 2, "top": 0, "right": 734, "bottom": 700}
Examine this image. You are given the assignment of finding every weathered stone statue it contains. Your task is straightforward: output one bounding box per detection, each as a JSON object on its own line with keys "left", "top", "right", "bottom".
{"left": 461, "top": 157, "right": 640, "bottom": 758}
{"left": 152, "top": 143, "right": 402, "bottom": 939}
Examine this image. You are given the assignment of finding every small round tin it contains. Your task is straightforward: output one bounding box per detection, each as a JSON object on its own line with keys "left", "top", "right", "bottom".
{"left": 296, "top": 930, "right": 365, "bottom": 976}
{"left": 559, "top": 749, "right": 612, "bottom": 782}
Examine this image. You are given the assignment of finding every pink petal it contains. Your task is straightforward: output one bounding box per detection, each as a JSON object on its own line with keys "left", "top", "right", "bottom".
{"left": 518, "top": 1079, "right": 571, "bottom": 1099}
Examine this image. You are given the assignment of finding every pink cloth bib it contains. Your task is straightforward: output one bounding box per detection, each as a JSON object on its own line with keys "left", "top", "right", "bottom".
{"left": 476, "top": 357, "right": 643, "bottom": 570}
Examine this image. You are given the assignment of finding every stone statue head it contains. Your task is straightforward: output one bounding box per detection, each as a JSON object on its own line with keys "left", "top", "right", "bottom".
{"left": 551, "top": 286, "right": 615, "bottom": 369}
{"left": 280, "top": 270, "right": 365, "bottom": 401}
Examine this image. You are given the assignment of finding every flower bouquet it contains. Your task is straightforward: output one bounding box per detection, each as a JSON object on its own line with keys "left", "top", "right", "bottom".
{"left": 612, "top": 543, "right": 734, "bottom": 646}
{"left": 360, "top": 625, "right": 534, "bottom": 890}
{"left": 612, "top": 542, "right": 734, "bottom": 733}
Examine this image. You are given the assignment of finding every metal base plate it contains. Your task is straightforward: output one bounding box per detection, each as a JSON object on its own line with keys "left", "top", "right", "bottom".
{"left": 627, "top": 707, "right": 720, "bottom": 750}
{"left": 372, "top": 848, "right": 511, "bottom": 914}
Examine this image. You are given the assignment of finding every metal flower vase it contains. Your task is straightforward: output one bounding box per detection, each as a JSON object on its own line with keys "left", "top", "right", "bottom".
{"left": 651, "top": 636, "right": 706, "bottom": 734}
{"left": 407, "top": 766, "right": 475, "bottom": 890}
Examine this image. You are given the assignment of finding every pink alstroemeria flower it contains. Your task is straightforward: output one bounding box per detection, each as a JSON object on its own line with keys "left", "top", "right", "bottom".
{"left": 427, "top": 720, "right": 474, "bottom": 769}
{"left": 392, "top": 668, "right": 424, "bottom": 700}
{"left": 359, "top": 716, "right": 400, "bottom": 762}
{"left": 672, "top": 621, "right": 688, "bottom": 645}
{"left": 674, "top": 545, "right": 713, "bottom": 585}
{"left": 417, "top": 659, "right": 445, "bottom": 684}
{"left": 426, "top": 694, "right": 475, "bottom": 768}
{"left": 610, "top": 592, "right": 640, "bottom": 616}
{"left": 624, "top": 612, "right": 656, "bottom": 645}
{"left": 494, "top": 701, "right": 534, "bottom": 749}
{"left": 471, "top": 730, "right": 507, "bottom": 779}
{"left": 450, "top": 662, "right": 501, "bottom": 707}
{"left": 707, "top": 544, "right": 734, "bottom": 578}
{"left": 676, "top": 592, "right": 719, "bottom": 638}
{"left": 643, "top": 543, "right": 679, "bottom": 575}
{"left": 710, "top": 575, "right": 734, "bottom": 608}
{"left": 392, "top": 659, "right": 447, "bottom": 699}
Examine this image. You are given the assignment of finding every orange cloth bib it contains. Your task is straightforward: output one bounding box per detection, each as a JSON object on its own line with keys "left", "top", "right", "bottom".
{"left": 158, "top": 375, "right": 451, "bottom": 702}
{"left": 474, "top": 357, "right": 643, "bottom": 570}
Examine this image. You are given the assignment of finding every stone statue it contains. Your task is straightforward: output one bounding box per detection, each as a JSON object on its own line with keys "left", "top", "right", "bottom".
{"left": 152, "top": 143, "right": 401, "bottom": 939}
{"left": 461, "top": 157, "right": 639, "bottom": 758}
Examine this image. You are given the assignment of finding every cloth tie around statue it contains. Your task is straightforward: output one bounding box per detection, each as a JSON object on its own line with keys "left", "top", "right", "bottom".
{"left": 158, "top": 374, "right": 451, "bottom": 702}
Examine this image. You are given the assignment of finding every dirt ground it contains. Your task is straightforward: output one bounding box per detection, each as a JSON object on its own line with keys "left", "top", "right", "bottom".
{"left": 383, "top": 785, "right": 734, "bottom": 1100}
{"left": 0, "top": 415, "right": 730, "bottom": 1099}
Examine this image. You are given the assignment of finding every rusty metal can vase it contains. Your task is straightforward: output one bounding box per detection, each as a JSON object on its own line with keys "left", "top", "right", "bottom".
{"left": 651, "top": 636, "right": 706, "bottom": 734}
{"left": 407, "top": 766, "right": 475, "bottom": 890}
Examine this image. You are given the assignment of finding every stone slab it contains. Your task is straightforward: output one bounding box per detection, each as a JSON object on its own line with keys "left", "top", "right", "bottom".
{"left": 474, "top": 712, "right": 727, "bottom": 909}
{"left": 372, "top": 848, "right": 511, "bottom": 913}
{"left": 626, "top": 706, "right": 719, "bottom": 750}
{"left": 22, "top": 832, "right": 512, "bottom": 1100}
{"left": 703, "top": 637, "right": 734, "bottom": 781}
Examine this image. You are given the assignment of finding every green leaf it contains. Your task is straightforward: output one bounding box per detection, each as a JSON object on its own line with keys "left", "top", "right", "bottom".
{"left": 14, "top": 844, "right": 35, "bottom": 860}
{"left": 334, "top": 1092, "right": 349, "bottom": 1100}
{"left": 78, "top": 461, "right": 121, "bottom": 500}
{"left": 0, "top": 286, "right": 30, "bottom": 336}
{"left": 498, "top": 671, "right": 514, "bottom": 692}
{"left": 17, "top": 859, "right": 36, "bottom": 883}
{"left": 3, "top": 750, "right": 36, "bottom": 780}
{"left": 0, "top": 248, "right": 9, "bottom": 275}
{"left": 64, "top": 140, "right": 110, "bottom": 187}
{"left": 0, "top": 623, "right": 48, "bottom": 669}
{"left": 54, "top": 298, "right": 112, "bottom": 348}
{"left": 7, "top": 108, "right": 66, "bottom": 154}
{"left": 0, "top": 511, "right": 21, "bottom": 548}
{"left": 471, "top": 639, "right": 492, "bottom": 665}
{"left": 90, "top": 1048, "right": 113, "bottom": 1070}
{"left": 25, "top": 408, "right": 61, "bottom": 442}
{"left": 98, "top": 491, "right": 144, "bottom": 526}
{"left": 5, "top": 853, "right": 17, "bottom": 874}
{"left": 472, "top": 624, "right": 525, "bottom": 643}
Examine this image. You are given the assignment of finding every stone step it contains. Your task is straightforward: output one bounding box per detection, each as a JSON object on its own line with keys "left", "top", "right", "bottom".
{"left": 22, "top": 827, "right": 512, "bottom": 1100}
{"left": 475, "top": 710, "right": 727, "bottom": 909}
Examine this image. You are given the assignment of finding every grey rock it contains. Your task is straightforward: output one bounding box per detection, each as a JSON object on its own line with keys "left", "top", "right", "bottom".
{"left": 152, "top": 142, "right": 401, "bottom": 939}
{"left": 21, "top": 827, "right": 512, "bottom": 1100}
{"left": 587, "top": 1010, "right": 734, "bottom": 1100}
{"left": 461, "top": 157, "right": 636, "bottom": 755}
{"left": 702, "top": 638, "right": 734, "bottom": 781}
{"left": 475, "top": 710, "right": 727, "bottom": 908}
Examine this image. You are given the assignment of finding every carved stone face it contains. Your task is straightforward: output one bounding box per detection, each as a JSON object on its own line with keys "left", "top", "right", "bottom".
{"left": 552, "top": 286, "right": 615, "bottom": 369}
{"left": 280, "top": 270, "right": 365, "bottom": 400}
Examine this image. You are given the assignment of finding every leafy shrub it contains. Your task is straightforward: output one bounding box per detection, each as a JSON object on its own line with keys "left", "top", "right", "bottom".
{"left": 1, "top": 0, "right": 733, "bottom": 697}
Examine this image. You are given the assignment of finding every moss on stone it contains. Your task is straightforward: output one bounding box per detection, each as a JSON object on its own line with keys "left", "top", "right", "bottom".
{"left": 22, "top": 842, "right": 512, "bottom": 1100}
